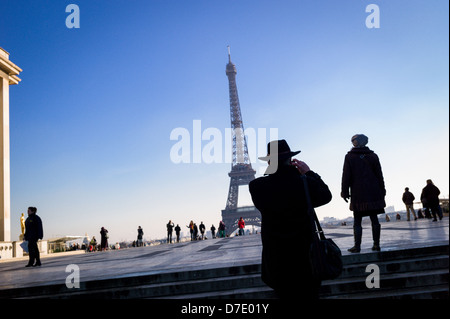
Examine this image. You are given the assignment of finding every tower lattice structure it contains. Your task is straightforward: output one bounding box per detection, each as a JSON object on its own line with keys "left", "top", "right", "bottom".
{"left": 221, "top": 47, "right": 261, "bottom": 235}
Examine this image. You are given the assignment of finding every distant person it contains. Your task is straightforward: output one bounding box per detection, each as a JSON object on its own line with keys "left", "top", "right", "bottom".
{"left": 341, "top": 134, "right": 385, "bottom": 253}
{"left": 100, "top": 227, "right": 109, "bottom": 251}
{"left": 24, "top": 207, "right": 43, "bottom": 267}
{"left": 137, "top": 226, "right": 144, "bottom": 247}
{"left": 210, "top": 224, "right": 216, "bottom": 239}
{"left": 89, "top": 236, "right": 97, "bottom": 252}
{"left": 385, "top": 214, "right": 390, "bottom": 222}
{"left": 218, "top": 221, "right": 226, "bottom": 238}
{"left": 402, "top": 187, "right": 417, "bottom": 221}
{"left": 199, "top": 222, "right": 206, "bottom": 239}
{"left": 421, "top": 179, "right": 442, "bottom": 221}
{"left": 175, "top": 224, "right": 181, "bottom": 242}
{"left": 238, "top": 217, "right": 245, "bottom": 236}
{"left": 193, "top": 223, "right": 199, "bottom": 240}
{"left": 396, "top": 213, "right": 401, "bottom": 220}
{"left": 187, "top": 221, "right": 194, "bottom": 241}
{"left": 250, "top": 140, "right": 332, "bottom": 299}
{"left": 167, "top": 220, "right": 174, "bottom": 243}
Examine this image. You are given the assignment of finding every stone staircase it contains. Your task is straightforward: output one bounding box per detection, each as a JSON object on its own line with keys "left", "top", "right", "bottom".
{"left": 321, "top": 244, "right": 448, "bottom": 299}
{"left": 0, "top": 244, "right": 447, "bottom": 299}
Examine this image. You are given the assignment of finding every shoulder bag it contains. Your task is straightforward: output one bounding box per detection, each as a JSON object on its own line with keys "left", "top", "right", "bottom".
{"left": 301, "top": 174, "right": 343, "bottom": 280}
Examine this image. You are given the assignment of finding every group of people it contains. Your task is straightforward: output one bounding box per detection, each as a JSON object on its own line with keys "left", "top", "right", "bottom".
{"left": 85, "top": 226, "right": 110, "bottom": 252}
{"left": 248, "top": 136, "right": 445, "bottom": 299}
{"left": 402, "top": 181, "right": 444, "bottom": 222}
{"left": 166, "top": 220, "right": 226, "bottom": 243}
{"left": 166, "top": 217, "right": 247, "bottom": 243}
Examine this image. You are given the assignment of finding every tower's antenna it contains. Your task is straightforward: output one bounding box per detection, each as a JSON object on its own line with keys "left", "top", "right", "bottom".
{"left": 227, "top": 45, "right": 231, "bottom": 63}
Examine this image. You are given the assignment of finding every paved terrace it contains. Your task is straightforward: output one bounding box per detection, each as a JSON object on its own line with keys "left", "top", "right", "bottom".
{"left": 0, "top": 217, "right": 448, "bottom": 291}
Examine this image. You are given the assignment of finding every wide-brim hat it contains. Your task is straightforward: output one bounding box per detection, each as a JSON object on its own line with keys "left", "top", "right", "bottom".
{"left": 258, "top": 139, "right": 300, "bottom": 161}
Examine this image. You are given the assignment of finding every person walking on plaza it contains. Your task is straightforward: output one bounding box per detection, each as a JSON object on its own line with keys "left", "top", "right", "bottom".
{"left": 24, "top": 207, "right": 43, "bottom": 267}
{"left": 167, "top": 220, "right": 174, "bottom": 243}
{"left": 341, "top": 134, "right": 386, "bottom": 253}
{"left": 238, "top": 217, "right": 245, "bottom": 236}
{"left": 199, "top": 221, "right": 206, "bottom": 239}
{"left": 193, "top": 223, "right": 199, "bottom": 240}
{"left": 175, "top": 224, "right": 181, "bottom": 242}
{"left": 218, "top": 221, "right": 226, "bottom": 238}
{"left": 89, "top": 236, "right": 97, "bottom": 252}
{"left": 250, "top": 140, "right": 332, "bottom": 299}
{"left": 421, "top": 179, "right": 442, "bottom": 221}
{"left": 210, "top": 224, "right": 216, "bottom": 239}
{"left": 187, "top": 221, "right": 194, "bottom": 241}
{"left": 402, "top": 187, "right": 417, "bottom": 221}
{"left": 100, "top": 227, "right": 109, "bottom": 251}
{"left": 137, "top": 226, "right": 144, "bottom": 247}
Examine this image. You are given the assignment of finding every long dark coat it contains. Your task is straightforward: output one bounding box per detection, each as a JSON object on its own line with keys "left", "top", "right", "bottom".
{"left": 249, "top": 166, "right": 332, "bottom": 297}
{"left": 341, "top": 147, "right": 386, "bottom": 217}
{"left": 100, "top": 228, "right": 108, "bottom": 249}
{"left": 421, "top": 184, "right": 440, "bottom": 208}
{"left": 402, "top": 191, "right": 415, "bottom": 205}
{"left": 24, "top": 213, "right": 43, "bottom": 242}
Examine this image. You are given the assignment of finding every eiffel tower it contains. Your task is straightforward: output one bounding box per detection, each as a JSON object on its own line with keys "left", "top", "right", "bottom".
{"left": 221, "top": 47, "right": 261, "bottom": 235}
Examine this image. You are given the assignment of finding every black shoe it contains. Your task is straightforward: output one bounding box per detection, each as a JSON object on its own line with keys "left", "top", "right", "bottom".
{"left": 33, "top": 262, "right": 41, "bottom": 267}
{"left": 25, "top": 264, "right": 33, "bottom": 267}
{"left": 372, "top": 244, "right": 381, "bottom": 251}
{"left": 348, "top": 246, "right": 361, "bottom": 253}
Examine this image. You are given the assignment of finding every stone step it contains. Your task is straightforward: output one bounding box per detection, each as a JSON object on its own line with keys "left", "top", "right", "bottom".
{"left": 1, "top": 244, "right": 448, "bottom": 299}
{"left": 0, "top": 263, "right": 262, "bottom": 299}
{"left": 27, "top": 273, "right": 267, "bottom": 299}
{"left": 156, "top": 283, "right": 450, "bottom": 300}
{"left": 320, "top": 268, "right": 449, "bottom": 297}
{"left": 156, "top": 286, "right": 277, "bottom": 299}
{"left": 339, "top": 254, "right": 448, "bottom": 278}
{"left": 340, "top": 244, "right": 448, "bottom": 265}
{"left": 151, "top": 267, "right": 449, "bottom": 300}
{"left": 323, "top": 283, "right": 449, "bottom": 299}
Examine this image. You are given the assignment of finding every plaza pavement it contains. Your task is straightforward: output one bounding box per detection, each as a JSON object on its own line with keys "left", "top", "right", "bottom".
{"left": 0, "top": 217, "right": 448, "bottom": 292}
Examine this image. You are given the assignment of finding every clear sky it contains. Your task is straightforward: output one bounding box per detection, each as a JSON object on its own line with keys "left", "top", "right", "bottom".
{"left": 1, "top": 0, "right": 448, "bottom": 243}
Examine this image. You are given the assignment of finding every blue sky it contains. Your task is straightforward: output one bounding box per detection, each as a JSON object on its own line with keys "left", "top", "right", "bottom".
{"left": 1, "top": 0, "right": 448, "bottom": 242}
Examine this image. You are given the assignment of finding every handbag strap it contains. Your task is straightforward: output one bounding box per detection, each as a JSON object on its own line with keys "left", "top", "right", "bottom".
{"left": 301, "top": 174, "right": 326, "bottom": 240}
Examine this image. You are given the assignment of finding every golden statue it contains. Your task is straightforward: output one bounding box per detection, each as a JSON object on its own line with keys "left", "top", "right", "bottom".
{"left": 20, "top": 213, "right": 25, "bottom": 235}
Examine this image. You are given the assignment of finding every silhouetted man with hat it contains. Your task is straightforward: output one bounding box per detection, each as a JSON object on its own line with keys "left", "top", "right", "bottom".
{"left": 249, "top": 140, "right": 332, "bottom": 299}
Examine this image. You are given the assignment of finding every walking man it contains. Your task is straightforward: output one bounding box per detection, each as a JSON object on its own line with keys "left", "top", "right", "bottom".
{"left": 421, "top": 179, "right": 442, "bottom": 221}
{"left": 24, "top": 207, "right": 43, "bottom": 267}
{"left": 167, "top": 220, "right": 174, "bottom": 243}
{"left": 137, "top": 226, "right": 144, "bottom": 247}
{"left": 199, "top": 222, "right": 206, "bottom": 240}
{"left": 238, "top": 217, "right": 245, "bottom": 236}
{"left": 175, "top": 224, "right": 181, "bottom": 242}
{"left": 402, "top": 187, "right": 417, "bottom": 221}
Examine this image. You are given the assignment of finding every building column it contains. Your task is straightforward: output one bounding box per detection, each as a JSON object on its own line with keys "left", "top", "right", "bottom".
{"left": 0, "top": 48, "right": 22, "bottom": 242}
